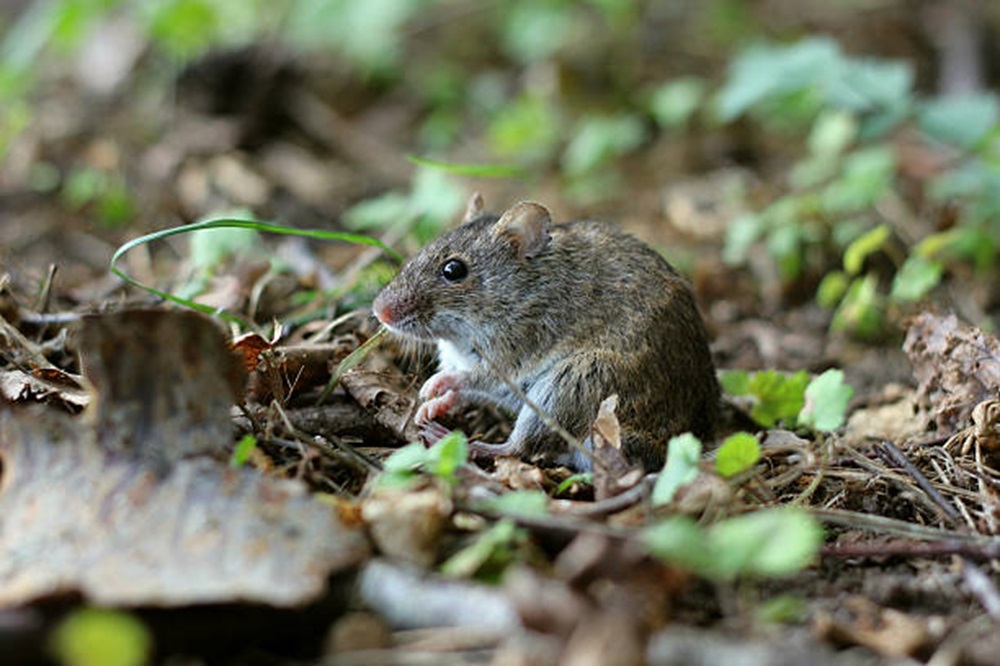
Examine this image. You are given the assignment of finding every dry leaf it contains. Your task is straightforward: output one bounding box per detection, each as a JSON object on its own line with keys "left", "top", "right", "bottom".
{"left": 0, "top": 309, "right": 369, "bottom": 609}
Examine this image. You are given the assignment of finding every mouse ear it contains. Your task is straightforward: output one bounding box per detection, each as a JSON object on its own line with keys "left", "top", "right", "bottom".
{"left": 462, "top": 192, "right": 485, "bottom": 223}
{"left": 493, "top": 201, "right": 552, "bottom": 259}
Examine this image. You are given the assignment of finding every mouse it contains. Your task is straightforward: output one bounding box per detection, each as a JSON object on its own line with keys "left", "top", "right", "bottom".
{"left": 372, "top": 194, "right": 720, "bottom": 471}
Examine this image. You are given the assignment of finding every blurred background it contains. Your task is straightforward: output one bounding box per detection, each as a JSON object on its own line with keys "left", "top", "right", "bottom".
{"left": 1, "top": 0, "right": 999, "bottom": 360}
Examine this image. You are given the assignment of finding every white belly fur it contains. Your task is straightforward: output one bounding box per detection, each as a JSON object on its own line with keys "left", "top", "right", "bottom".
{"left": 437, "top": 340, "right": 476, "bottom": 373}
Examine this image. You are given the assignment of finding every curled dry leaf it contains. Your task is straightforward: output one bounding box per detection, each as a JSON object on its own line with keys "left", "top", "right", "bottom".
{"left": 0, "top": 309, "right": 369, "bottom": 609}
{"left": 0, "top": 368, "right": 89, "bottom": 411}
{"left": 341, "top": 365, "right": 420, "bottom": 444}
{"left": 590, "top": 395, "right": 643, "bottom": 502}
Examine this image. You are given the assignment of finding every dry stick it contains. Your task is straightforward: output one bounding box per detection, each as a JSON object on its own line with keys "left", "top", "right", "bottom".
{"left": 875, "top": 440, "right": 1000, "bottom": 623}
{"left": 273, "top": 399, "right": 382, "bottom": 473}
{"left": 875, "top": 441, "right": 963, "bottom": 524}
{"left": 823, "top": 539, "right": 1000, "bottom": 560}
{"left": 810, "top": 508, "right": 982, "bottom": 542}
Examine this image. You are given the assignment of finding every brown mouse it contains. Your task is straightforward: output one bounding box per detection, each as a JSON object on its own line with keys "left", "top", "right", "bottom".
{"left": 372, "top": 195, "right": 720, "bottom": 471}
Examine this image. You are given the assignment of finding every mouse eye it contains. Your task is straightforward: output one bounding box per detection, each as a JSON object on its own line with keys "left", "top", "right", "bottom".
{"left": 439, "top": 258, "right": 468, "bottom": 283}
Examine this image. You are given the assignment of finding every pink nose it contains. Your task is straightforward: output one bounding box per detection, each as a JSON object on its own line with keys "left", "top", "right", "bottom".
{"left": 373, "top": 297, "right": 393, "bottom": 325}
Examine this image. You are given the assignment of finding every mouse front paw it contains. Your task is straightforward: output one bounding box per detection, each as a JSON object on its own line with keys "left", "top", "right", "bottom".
{"left": 414, "top": 390, "right": 459, "bottom": 425}
{"left": 418, "top": 371, "right": 466, "bottom": 401}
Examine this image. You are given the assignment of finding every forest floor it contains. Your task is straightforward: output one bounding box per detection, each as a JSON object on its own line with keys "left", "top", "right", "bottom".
{"left": 3, "top": 9, "right": 1000, "bottom": 665}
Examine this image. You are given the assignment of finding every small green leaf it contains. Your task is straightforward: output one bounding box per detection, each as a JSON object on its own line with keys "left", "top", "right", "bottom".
{"left": 381, "top": 442, "right": 428, "bottom": 474}
{"left": 799, "top": 369, "right": 854, "bottom": 432}
{"left": 715, "top": 432, "right": 761, "bottom": 478}
{"left": 722, "top": 213, "right": 764, "bottom": 266}
{"left": 478, "top": 490, "right": 549, "bottom": 518}
{"left": 843, "top": 224, "right": 889, "bottom": 275}
{"left": 229, "top": 434, "right": 257, "bottom": 468}
{"left": 439, "top": 519, "right": 520, "bottom": 579}
{"left": 890, "top": 254, "right": 943, "bottom": 303}
{"left": 649, "top": 77, "right": 706, "bottom": 128}
{"left": 488, "top": 93, "right": 560, "bottom": 161}
{"left": 831, "top": 274, "right": 883, "bottom": 339}
{"left": 50, "top": 608, "right": 152, "bottom": 666}
{"left": 652, "top": 433, "right": 702, "bottom": 506}
{"left": 746, "top": 370, "right": 810, "bottom": 428}
{"left": 919, "top": 93, "right": 999, "bottom": 151}
{"left": 722, "top": 370, "right": 810, "bottom": 428}
{"left": 643, "top": 515, "right": 710, "bottom": 571}
{"left": 705, "top": 508, "right": 822, "bottom": 580}
{"left": 821, "top": 147, "right": 896, "bottom": 214}
{"left": 719, "top": 369, "right": 750, "bottom": 396}
{"left": 426, "top": 430, "right": 468, "bottom": 482}
{"left": 756, "top": 595, "right": 808, "bottom": 624}
{"left": 715, "top": 37, "right": 841, "bottom": 122}
{"left": 808, "top": 109, "right": 856, "bottom": 158}
{"left": 562, "top": 114, "right": 646, "bottom": 176}
{"left": 556, "top": 473, "right": 593, "bottom": 494}
{"left": 816, "top": 270, "right": 849, "bottom": 308}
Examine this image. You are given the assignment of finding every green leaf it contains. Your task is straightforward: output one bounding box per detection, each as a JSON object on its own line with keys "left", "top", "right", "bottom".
{"left": 649, "top": 77, "right": 706, "bottom": 128}
{"left": 381, "top": 442, "right": 428, "bottom": 474}
{"left": 715, "top": 37, "right": 841, "bottom": 122}
{"left": 501, "top": 2, "right": 576, "bottom": 64}
{"left": 561, "top": 114, "right": 646, "bottom": 177}
{"left": 816, "top": 270, "right": 849, "bottom": 308}
{"left": 478, "top": 490, "right": 549, "bottom": 518}
{"left": 285, "top": 0, "right": 421, "bottom": 73}
{"left": 808, "top": 109, "right": 857, "bottom": 158}
{"left": 723, "top": 370, "right": 810, "bottom": 428}
{"left": 704, "top": 508, "right": 822, "bottom": 580}
{"left": 719, "top": 369, "right": 750, "bottom": 396}
{"left": 556, "top": 473, "right": 593, "bottom": 494}
{"left": 799, "top": 369, "right": 854, "bottom": 432}
{"left": 919, "top": 93, "right": 1000, "bottom": 151}
{"left": 842, "top": 224, "right": 890, "bottom": 276}
{"left": 825, "top": 58, "right": 913, "bottom": 119}
{"left": 643, "top": 515, "right": 710, "bottom": 571}
{"left": 439, "top": 519, "right": 520, "bottom": 579}
{"left": 831, "top": 274, "right": 883, "bottom": 339}
{"left": 745, "top": 370, "right": 810, "bottom": 428}
{"left": 229, "top": 434, "right": 257, "bottom": 468}
{"left": 821, "top": 147, "right": 895, "bottom": 215}
{"left": 488, "top": 93, "right": 561, "bottom": 162}
{"left": 756, "top": 595, "right": 808, "bottom": 624}
{"left": 426, "top": 430, "right": 468, "bottom": 482}
{"left": 765, "top": 222, "right": 804, "bottom": 281}
{"left": 652, "top": 433, "right": 702, "bottom": 506}
{"left": 890, "top": 254, "right": 943, "bottom": 303}
{"left": 715, "top": 432, "right": 761, "bottom": 478}
{"left": 51, "top": 608, "right": 152, "bottom": 666}
{"left": 722, "top": 213, "right": 764, "bottom": 266}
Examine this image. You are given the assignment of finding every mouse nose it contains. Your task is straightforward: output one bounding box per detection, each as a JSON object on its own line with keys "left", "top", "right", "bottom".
{"left": 373, "top": 294, "right": 394, "bottom": 325}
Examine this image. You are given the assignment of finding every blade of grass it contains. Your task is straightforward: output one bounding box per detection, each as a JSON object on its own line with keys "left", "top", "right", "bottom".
{"left": 316, "top": 326, "right": 387, "bottom": 405}
{"left": 109, "top": 218, "right": 402, "bottom": 325}
{"left": 406, "top": 154, "right": 527, "bottom": 178}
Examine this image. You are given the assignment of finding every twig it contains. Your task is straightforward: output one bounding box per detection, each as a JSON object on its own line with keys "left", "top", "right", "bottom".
{"left": 874, "top": 440, "right": 962, "bottom": 523}
{"left": 823, "top": 538, "right": 1000, "bottom": 560}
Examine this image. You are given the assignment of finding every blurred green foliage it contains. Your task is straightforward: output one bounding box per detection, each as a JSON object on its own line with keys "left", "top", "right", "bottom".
{"left": 3, "top": 2, "right": 1000, "bottom": 332}
{"left": 716, "top": 37, "right": 1000, "bottom": 337}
